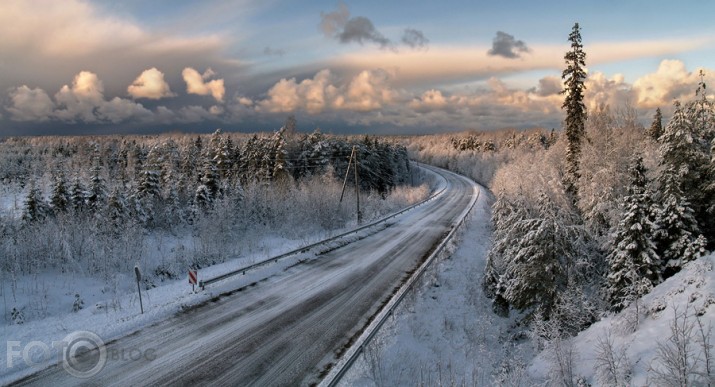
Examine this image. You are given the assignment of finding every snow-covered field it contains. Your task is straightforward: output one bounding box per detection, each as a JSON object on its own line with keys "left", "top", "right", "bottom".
{"left": 0, "top": 232, "right": 320, "bottom": 384}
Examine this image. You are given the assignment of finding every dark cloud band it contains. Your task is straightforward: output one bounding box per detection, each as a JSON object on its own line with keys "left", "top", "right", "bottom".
{"left": 488, "top": 31, "right": 530, "bottom": 59}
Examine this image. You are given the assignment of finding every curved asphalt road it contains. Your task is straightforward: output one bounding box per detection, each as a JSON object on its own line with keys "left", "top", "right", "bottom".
{"left": 14, "top": 165, "right": 479, "bottom": 387}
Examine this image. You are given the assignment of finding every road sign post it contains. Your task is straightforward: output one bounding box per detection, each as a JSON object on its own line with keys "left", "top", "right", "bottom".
{"left": 189, "top": 269, "right": 198, "bottom": 292}
{"left": 134, "top": 265, "right": 143, "bottom": 314}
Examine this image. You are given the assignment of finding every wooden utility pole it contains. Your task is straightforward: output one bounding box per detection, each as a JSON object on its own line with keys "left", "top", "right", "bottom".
{"left": 340, "top": 147, "right": 354, "bottom": 203}
{"left": 354, "top": 146, "right": 362, "bottom": 224}
{"left": 339, "top": 146, "right": 362, "bottom": 224}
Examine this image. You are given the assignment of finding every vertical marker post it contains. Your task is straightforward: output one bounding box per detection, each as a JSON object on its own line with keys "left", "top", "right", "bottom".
{"left": 189, "top": 269, "right": 198, "bottom": 292}
{"left": 134, "top": 265, "right": 144, "bottom": 314}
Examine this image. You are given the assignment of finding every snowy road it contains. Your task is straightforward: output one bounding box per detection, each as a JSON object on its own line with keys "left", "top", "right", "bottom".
{"left": 14, "top": 165, "right": 479, "bottom": 387}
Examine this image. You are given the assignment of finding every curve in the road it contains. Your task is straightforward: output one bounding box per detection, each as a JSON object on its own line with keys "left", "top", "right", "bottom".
{"left": 14, "top": 165, "right": 479, "bottom": 387}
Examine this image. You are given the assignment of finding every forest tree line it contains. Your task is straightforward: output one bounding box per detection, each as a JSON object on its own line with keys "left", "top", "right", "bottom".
{"left": 0, "top": 127, "right": 418, "bottom": 281}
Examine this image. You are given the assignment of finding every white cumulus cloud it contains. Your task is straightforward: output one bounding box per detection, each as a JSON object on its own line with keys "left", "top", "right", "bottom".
{"left": 633, "top": 59, "right": 713, "bottom": 108}
{"left": 182, "top": 67, "right": 225, "bottom": 102}
{"left": 258, "top": 69, "right": 399, "bottom": 114}
{"left": 7, "top": 71, "right": 152, "bottom": 124}
{"left": 7, "top": 86, "right": 55, "bottom": 121}
{"left": 128, "top": 68, "right": 175, "bottom": 100}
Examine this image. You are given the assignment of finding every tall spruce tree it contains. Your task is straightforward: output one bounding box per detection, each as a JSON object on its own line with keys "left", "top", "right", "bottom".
{"left": 137, "top": 145, "right": 163, "bottom": 201}
{"left": 87, "top": 146, "right": 107, "bottom": 211}
{"left": 50, "top": 173, "right": 70, "bottom": 214}
{"left": 688, "top": 71, "right": 715, "bottom": 242}
{"left": 653, "top": 167, "right": 706, "bottom": 277}
{"left": 561, "top": 22, "right": 587, "bottom": 200}
{"left": 658, "top": 100, "right": 710, "bottom": 253}
{"left": 484, "top": 191, "right": 531, "bottom": 315}
{"left": 647, "top": 107, "right": 663, "bottom": 141}
{"left": 606, "top": 156, "right": 660, "bottom": 310}
{"left": 271, "top": 127, "right": 291, "bottom": 184}
{"left": 106, "top": 187, "right": 127, "bottom": 231}
{"left": 499, "top": 193, "right": 573, "bottom": 315}
{"left": 22, "top": 183, "right": 49, "bottom": 223}
{"left": 70, "top": 176, "right": 87, "bottom": 213}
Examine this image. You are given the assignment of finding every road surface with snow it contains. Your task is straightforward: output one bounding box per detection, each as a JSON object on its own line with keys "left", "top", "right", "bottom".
{"left": 13, "top": 165, "right": 479, "bottom": 386}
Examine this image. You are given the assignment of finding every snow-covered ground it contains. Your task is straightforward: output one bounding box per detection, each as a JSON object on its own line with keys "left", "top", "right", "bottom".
{"left": 0, "top": 233, "right": 319, "bottom": 384}
{"left": 530, "top": 252, "right": 715, "bottom": 386}
{"left": 338, "top": 182, "right": 715, "bottom": 386}
{"left": 0, "top": 168, "right": 445, "bottom": 384}
{"left": 339, "top": 187, "right": 534, "bottom": 386}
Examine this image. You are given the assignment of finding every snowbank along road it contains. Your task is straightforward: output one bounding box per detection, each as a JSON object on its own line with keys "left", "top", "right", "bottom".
{"left": 13, "top": 165, "right": 479, "bottom": 387}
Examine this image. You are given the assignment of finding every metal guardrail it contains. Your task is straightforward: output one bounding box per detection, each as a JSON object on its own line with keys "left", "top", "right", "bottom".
{"left": 321, "top": 171, "right": 481, "bottom": 387}
{"left": 199, "top": 163, "right": 448, "bottom": 290}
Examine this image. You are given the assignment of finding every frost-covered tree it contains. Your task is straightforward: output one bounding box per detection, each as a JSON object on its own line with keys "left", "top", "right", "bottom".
{"left": 688, "top": 72, "right": 715, "bottom": 241}
{"left": 577, "top": 104, "right": 631, "bottom": 239}
{"left": 197, "top": 131, "right": 222, "bottom": 202}
{"left": 271, "top": 127, "right": 291, "bottom": 185}
{"left": 239, "top": 135, "right": 260, "bottom": 184}
{"left": 689, "top": 70, "right": 714, "bottom": 143}
{"left": 500, "top": 193, "right": 574, "bottom": 315}
{"left": 660, "top": 101, "right": 710, "bottom": 223}
{"left": 561, "top": 22, "right": 587, "bottom": 200}
{"left": 22, "top": 183, "right": 49, "bottom": 223}
{"left": 654, "top": 167, "right": 706, "bottom": 277}
{"left": 283, "top": 114, "right": 297, "bottom": 137}
{"left": 87, "top": 147, "right": 108, "bottom": 211}
{"left": 194, "top": 184, "right": 213, "bottom": 212}
{"left": 606, "top": 156, "right": 660, "bottom": 310}
{"left": 647, "top": 107, "right": 664, "bottom": 141}
{"left": 50, "top": 173, "right": 70, "bottom": 213}
{"left": 484, "top": 192, "right": 530, "bottom": 315}
{"left": 69, "top": 176, "right": 87, "bottom": 213}
{"left": 106, "top": 187, "right": 127, "bottom": 229}
{"left": 182, "top": 136, "right": 201, "bottom": 184}
{"left": 137, "top": 145, "right": 163, "bottom": 201}
{"left": 707, "top": 142, "right": 715, "bottom": 226}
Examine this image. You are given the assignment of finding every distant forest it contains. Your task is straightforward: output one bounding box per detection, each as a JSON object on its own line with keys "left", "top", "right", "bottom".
{"left": 0, "top": 127, "right": 422, "bottom": 283}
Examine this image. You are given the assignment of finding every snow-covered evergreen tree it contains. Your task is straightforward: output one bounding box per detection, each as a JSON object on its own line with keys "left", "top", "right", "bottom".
{"left": 239, "top": 135, "right": 260, "bottom": 184}
{"left": 653, "top": 167, "right": 706, "bottom": 277}
{"left": 647, "top": 107, "right": 663, "bottom": 141}
{"left": 106, "top": 187, "right": 127, "bottom": 229}
{"left": 707, "top": 142, "right": 715, "bottom": 230}
{"left": 137, "top": 144, "right": 163, "bottom": 200}
{"left": 189, "top": 132, "right": 222, "bottom": 210}
{"left": 659, "top": 101, "right": 709, "bottom": 224}
{"left": 22, "top": 183, "right": 49, "bottom": 223}
{"left": 283, "top": 114, "right": 297, "bottom": 137}
{"left": 182, "top": 136, "right": 201, "bottom": 184}
{"left": 69, "top": 176, "right": 87, "bottom": 213}
{"left": 50, "top": 173, "right": 70, "bottom": 213}
{"left": 484, "top": 192, "right": 530, "bottom": 315}
{"left": 87, "top": 147, "right": 108, "bottom": 212}
{"left": 193, "top": 184, "right": 212, "bottom": 211}
{"left": 164, "top": 181, "right": 184, "bottom": 225}
{"left": 561, "top": 22, "right": 588, "bottom": 200}
{"left": 606, "top": 156, "right": 660, "bottom": 310}
{"left": 688, "top": 72, "right": 715, "bottom": 242}
{"left": 271, "top": 127, "right": 291, "bottom": 185}
{"left": 688, "top": 70, "right": 714, "bottom": 143}
{"left": 499, "top": 193, "right": 574, "bottom": 315}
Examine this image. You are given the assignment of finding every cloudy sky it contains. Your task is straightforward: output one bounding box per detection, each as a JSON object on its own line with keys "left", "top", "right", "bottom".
{"left": 1, "top": 0, "right": 714, "bottom": 136}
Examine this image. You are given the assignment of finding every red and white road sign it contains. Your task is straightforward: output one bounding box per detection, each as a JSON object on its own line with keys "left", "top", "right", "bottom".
{"left": 189, "top": 270, "right": 198, "bottom": 285}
